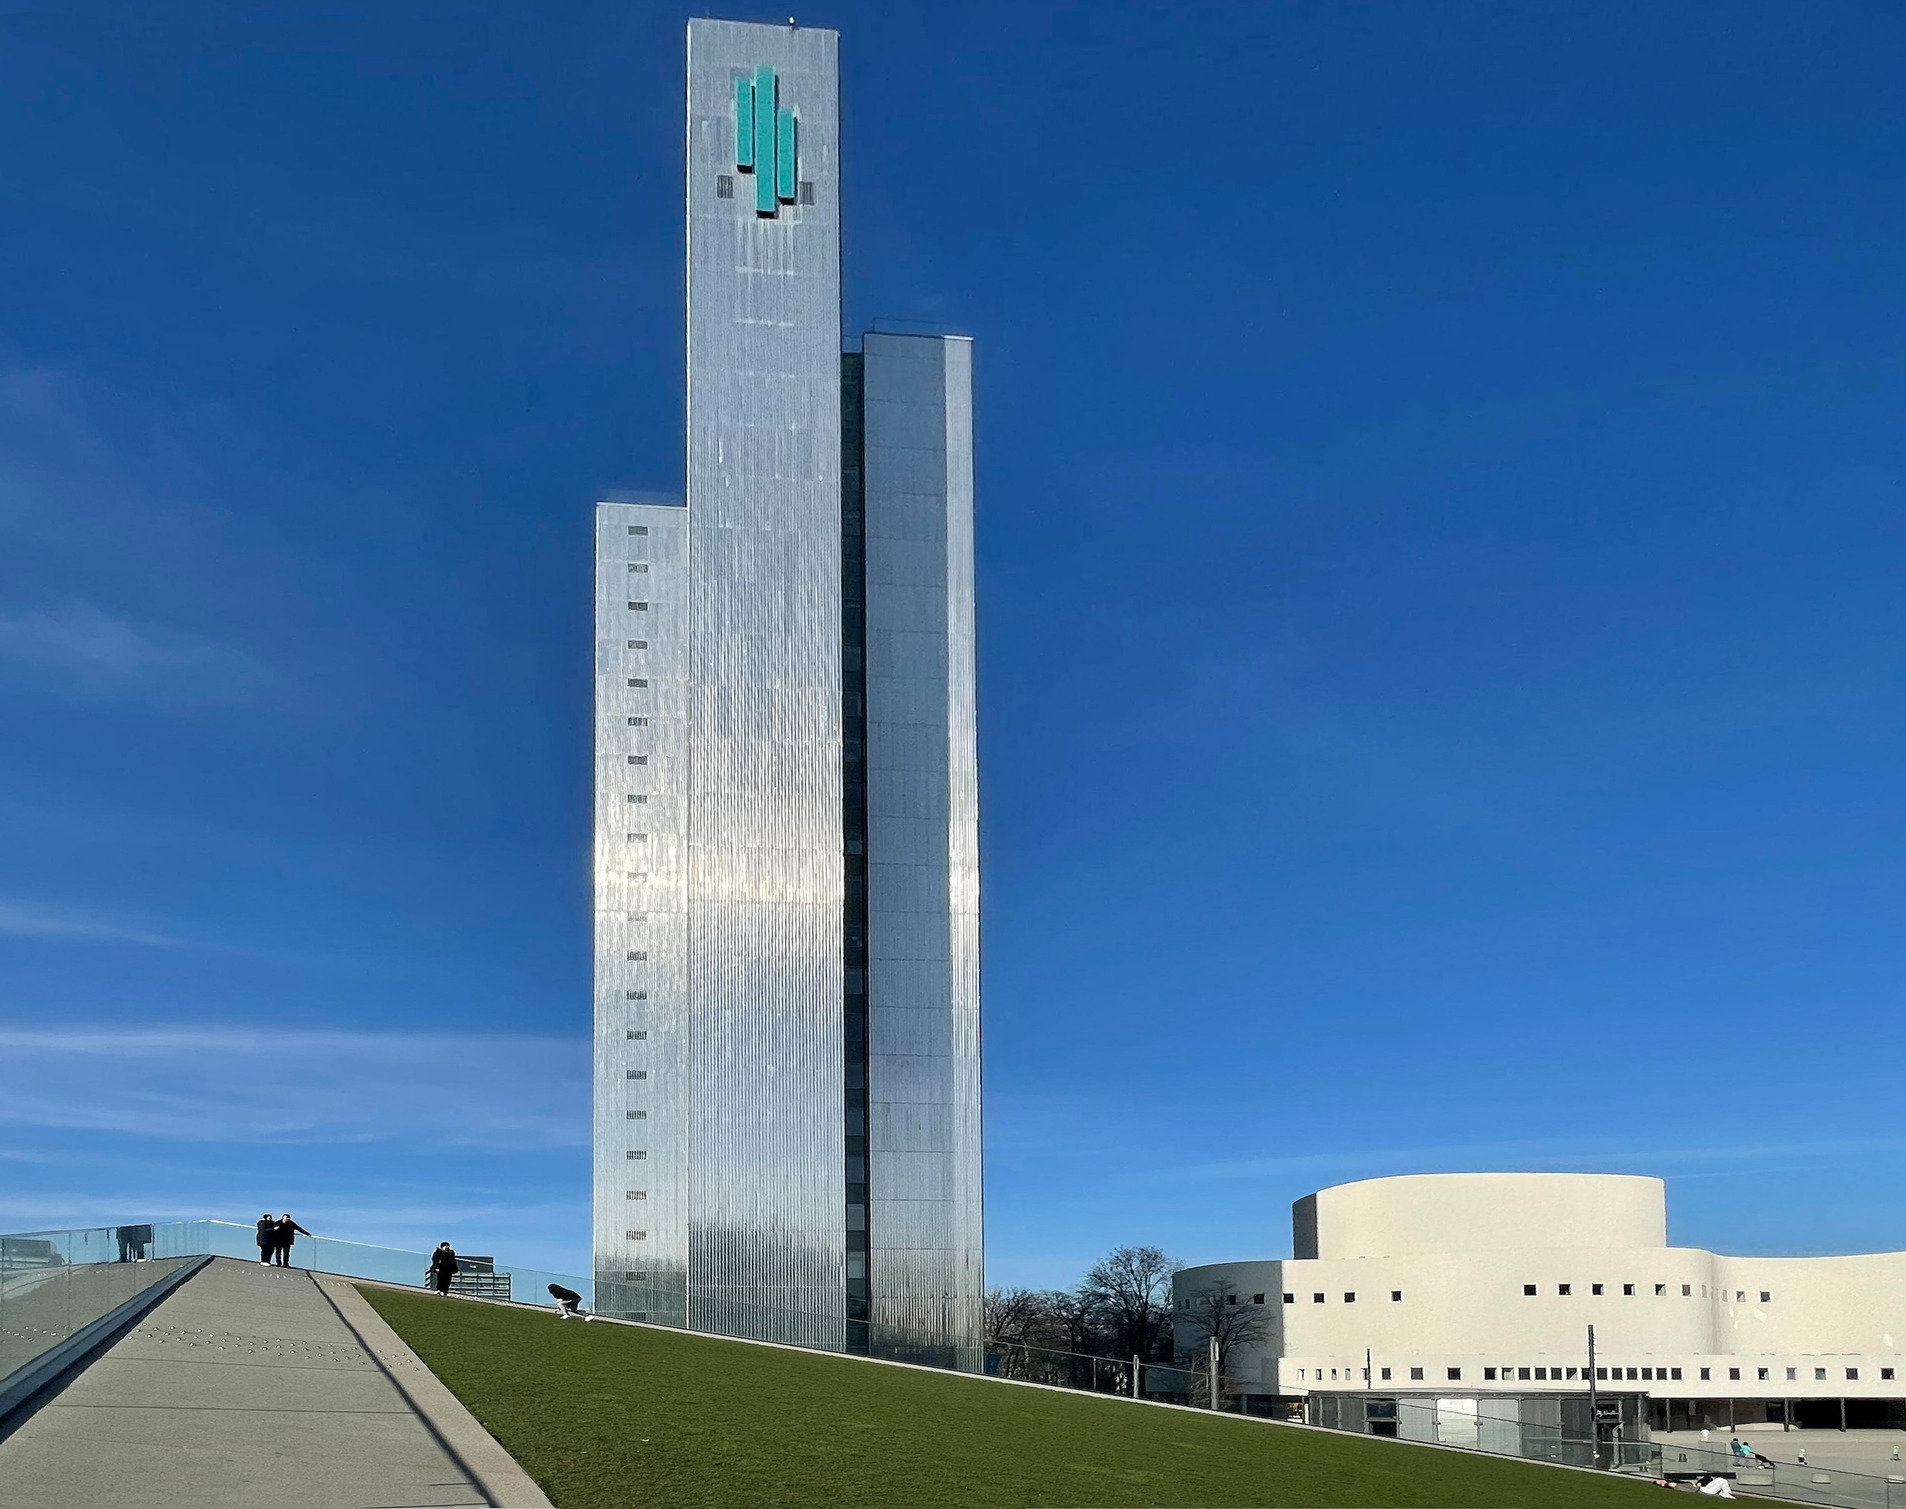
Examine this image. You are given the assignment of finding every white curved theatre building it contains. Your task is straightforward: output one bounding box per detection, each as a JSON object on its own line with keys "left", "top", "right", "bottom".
{"left": 1174, "top": 1173, "right": 1906, "bottom": 1431}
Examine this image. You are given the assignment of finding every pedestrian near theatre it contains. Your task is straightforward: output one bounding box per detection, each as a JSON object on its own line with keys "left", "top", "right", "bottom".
{"left": 548, "top": 1283, "right": 595, "bottom": 1321}
{"left": 272, "top": 1213, "right": 312, "bottom": 1267}
{"left": 428, "top": 1242, "right": 459, "bottom": 1296}
{"left": 255, "top": 1214, "right": 276, "bottom": 1264}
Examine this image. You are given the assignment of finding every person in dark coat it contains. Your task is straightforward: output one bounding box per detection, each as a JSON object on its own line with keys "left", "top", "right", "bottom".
{"left": 256, "top": 1213, "right": 277, "bottom": 1263}
{"left": 428, "top": 1242, "right": 459, "bottom": 1295}
{"left": 548, "top": 1283, "right": 595, "bottom": 1321}
{"left": 272, "top": 1213, "right": 312, "bottom": 1267}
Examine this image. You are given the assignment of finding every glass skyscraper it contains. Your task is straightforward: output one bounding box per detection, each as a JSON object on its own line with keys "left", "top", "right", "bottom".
{"left": 592, "top": 18, "right": 981, "bottom": 1364}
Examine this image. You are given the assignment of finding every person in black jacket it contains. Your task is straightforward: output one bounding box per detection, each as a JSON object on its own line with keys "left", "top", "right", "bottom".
{"left": 255, "top": 1214, "right": 277, "bottom": 1264}
{"left": 272, "top": 1214, "right": 312, "bottom": 1267}
{"left": 548, "top": 1283, "right": 595, "bottom": 1321}
{"left": 428, "top": 1242, "right": 459, "bottom": 1296}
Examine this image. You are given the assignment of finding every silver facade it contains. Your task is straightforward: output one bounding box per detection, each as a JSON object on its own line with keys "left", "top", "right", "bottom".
{"left": 861, "top": 334, "right": 983, "bottom": 1352}
{"left": 593, "top": 19, "right": 981, "bottom": 1359}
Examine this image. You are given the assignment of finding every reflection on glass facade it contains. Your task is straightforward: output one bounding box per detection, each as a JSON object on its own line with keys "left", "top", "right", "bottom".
{"left": 592, "top": 18, "right": 982, "bottom": 1363}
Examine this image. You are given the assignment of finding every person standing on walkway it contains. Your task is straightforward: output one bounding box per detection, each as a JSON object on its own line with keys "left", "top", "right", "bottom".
{"left": 548, "top": 1283, "right": 595, "bottom": 1321}
{"left": 429, "top": 1242, "right": 459, "bottom": 1296}
{"left": 255, "top": 1213, "right": 277, "bottom": 1263}
{"left": 272, "top": 1213, "right": 312, "bottom": 1267}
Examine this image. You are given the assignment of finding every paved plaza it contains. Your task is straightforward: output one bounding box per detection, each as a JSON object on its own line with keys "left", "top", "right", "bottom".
{"left": 0, "top": 1257, "right": 547, "bottom": 1509}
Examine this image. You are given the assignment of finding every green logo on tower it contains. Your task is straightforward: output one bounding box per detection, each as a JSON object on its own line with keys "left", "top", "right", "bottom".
{"left": 734, "top": 65, "right": 798, "bottom": 218}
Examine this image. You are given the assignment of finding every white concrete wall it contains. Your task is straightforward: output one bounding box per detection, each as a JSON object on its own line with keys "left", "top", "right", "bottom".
{"left": 1297, "top": 1173, "right": 1665, "bottom": 1260}
{"left": 1176, "top": 1174, "right": 1906, "bottom": 1401}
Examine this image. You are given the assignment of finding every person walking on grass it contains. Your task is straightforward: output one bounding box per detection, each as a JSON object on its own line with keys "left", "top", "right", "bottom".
{"left": 429, "top": 1242, "right": 459, "bottom": 1296}
{"left": 548, "top": 1283, "right": 595, "bottom": 1321}
{"left": 272, "top": 1213, "right": 312, "bottom": 1267}
{"left": 255, "top": 1213, "right": 277, "bottom": 1264}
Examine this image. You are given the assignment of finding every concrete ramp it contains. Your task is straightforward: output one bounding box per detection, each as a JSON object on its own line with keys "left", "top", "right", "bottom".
{"left": 0, "top": 1256, "right": 549, "bottom": 1509}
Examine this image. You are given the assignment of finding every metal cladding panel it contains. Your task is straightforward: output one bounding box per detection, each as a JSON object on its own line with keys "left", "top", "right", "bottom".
{"left": 685, "top": 18, "right": 845, "bottom": 1348}
{"left": 861, "top": 332, "right": 982, "bottom": 1355}
{"left": 593, "top": 501, "right": 691, "bottom": 1323}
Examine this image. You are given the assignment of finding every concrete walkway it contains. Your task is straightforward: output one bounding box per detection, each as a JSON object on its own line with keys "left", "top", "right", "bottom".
{"left": 0, "top": 1257, "right": 549, "bottom": 1509}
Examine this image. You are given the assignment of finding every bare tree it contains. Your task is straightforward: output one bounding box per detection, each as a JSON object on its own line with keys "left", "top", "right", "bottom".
{"left": 984, "top": 1287, "right": 1048, "bottom": 1349}
{"left": 1177, "top": 1280, "right": 1271, "bottom": 1409}
{"left": 1079, "top": 1245, "right": 1180, "bottom": 1361}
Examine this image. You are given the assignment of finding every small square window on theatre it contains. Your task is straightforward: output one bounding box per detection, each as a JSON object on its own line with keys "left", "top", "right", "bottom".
{"left": 1729, "top": 1367, "right": 1741, "bottom": 1381}
{"left": 1815, "top": 1368, "right": 1827, "bottom": 1381}
{"left": 1786, "top": 1368, "right": 1797, "bottom": 1380}
{"left": 1761, "top": 1291, "right": 1771, "bottom": 1303}
{"left": 1409, "top": 1367, "right": 1424, "bottom": 1381}
{"left": 1884, "top": 1368, "right": 1897, "bottom": 1381}
{"left": 1281, "top": 1293, "right": 1294, "bottom": 1304}
{"left": 1592, "top": 1283, "right": 1604, "bottom": 1294}
{"left": 1447, "top": 1367, "right": 1462, "bottom": 1381}
{"left": 1252, "top": 1293, "right": 1265, "bottom": 1305}
{"left": 1343, "top": 1292, "right": 1356, "bottom": 1303}
{"left": 1623, "top": 1284, "right": 1635, "bottom": 1295}
{"left": 1682, "top": 1284, "right": 1692, "bottom": 1296}
{"left": 1312, "top": 1293, "right": 1325, "bottom": 1303}
{"left": 1485, "top": 1367, "right": 1497, "bottom": 1381}
{"left": 1523, "top": 1284, "right": 1537, "bottom": 1296}
{"left": 1655, "top": 1284, "right": 1667, "bottom": 1296}
{"left": 1758, "top": 1367, "right": 1769, "bottom": 1380}
{"left": 1848, "top": 1368, "right": 1860, "bottom": 1381}
{"left": 1558, "top": 1283, "right": 1571, "bottom": 1295}
{"left": 1391, "top": 1290, "right": 1403, "bottom": 1302}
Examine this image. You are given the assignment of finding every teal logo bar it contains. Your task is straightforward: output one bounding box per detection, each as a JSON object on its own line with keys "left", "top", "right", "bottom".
{"left": 734, "top": 65, "right": 798, "bottom": 217}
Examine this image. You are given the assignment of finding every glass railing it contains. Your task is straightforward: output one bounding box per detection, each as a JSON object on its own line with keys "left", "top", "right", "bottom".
{"left": 1653, "top": 1440, "right": 1906, "bottom": 1509}
{"left": 0, "top": 1222, "right": 592, "bottom": 1312}
{"left": 0, "top": 1240, "right": 201, "bottom": 1401}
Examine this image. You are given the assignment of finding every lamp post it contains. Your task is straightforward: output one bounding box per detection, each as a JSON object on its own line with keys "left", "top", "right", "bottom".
{"left": 1587, "top": 1324, "right": 1600, "bottom": 1469}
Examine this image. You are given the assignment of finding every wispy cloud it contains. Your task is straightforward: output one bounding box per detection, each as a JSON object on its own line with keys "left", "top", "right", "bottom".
{"left": 0, "top": 601, "right": 267, "bottom": 699}
{"left": 0, "top": 1027, "right": 588, "bottom": 1149}
{"left": 0, "top": 898, "right": 178, "bottom": 948}
{"left": 1145, "top": 1134, "right": 1906, "bottom": 1186}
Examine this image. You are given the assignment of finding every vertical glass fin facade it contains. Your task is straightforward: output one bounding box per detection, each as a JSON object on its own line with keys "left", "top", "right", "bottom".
{"left": 593, "top": 19, "right": 981, "bottom": 1365}
{"left": 859, "top": 333, "right": 983, "bottom": 1364}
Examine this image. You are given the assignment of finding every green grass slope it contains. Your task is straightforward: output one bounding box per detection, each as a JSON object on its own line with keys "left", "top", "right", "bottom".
{"left": 363, "top": 1286, "right": 1666, "bottom": 1509}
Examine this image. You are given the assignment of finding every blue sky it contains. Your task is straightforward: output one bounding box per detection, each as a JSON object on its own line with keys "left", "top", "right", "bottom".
{"left": 2, "top": 0, "right": 1904, "bottom": 1285}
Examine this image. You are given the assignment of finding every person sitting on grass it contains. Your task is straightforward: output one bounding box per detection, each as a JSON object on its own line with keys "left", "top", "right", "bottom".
{"left": 549, "top": 1283, "right": 595, "bottom": 1321}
